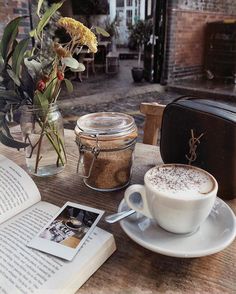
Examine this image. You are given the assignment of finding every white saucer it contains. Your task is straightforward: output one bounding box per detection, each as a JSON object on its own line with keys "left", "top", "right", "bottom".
{"left": 118, "top": 197, "right": 236, "bottom": 258}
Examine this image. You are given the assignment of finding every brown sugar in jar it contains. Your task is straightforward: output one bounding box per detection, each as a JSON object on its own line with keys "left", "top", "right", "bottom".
{"left": 75, "top": 112, "right": 138, "bottom": 191}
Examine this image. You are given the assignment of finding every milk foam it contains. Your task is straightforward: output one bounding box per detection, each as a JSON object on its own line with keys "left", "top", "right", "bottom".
{"left": 146, "top": 165, "right": 214, "bottom": 198}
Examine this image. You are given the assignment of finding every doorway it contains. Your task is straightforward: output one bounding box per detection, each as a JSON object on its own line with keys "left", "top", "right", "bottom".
{"left": 144, "top": 0, "right": 167, "bottom": 83}
{"left": 115, "top": 0, "right": 145, "bottom": 45}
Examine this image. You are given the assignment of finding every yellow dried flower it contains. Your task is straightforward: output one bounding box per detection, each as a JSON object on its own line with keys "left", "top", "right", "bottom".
{"left": 53, "top": 43, "right": 70, "bottom": 58}
{"left": 57, "top": 17, "right": 98, "bottom": 53}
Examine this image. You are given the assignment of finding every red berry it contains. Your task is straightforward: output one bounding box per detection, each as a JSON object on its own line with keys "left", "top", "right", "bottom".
{"left": 57, "top": 71, "right": 64, "bottom": 81}
{"left": 37, "top": 80, "right": 46, "bottom": 92}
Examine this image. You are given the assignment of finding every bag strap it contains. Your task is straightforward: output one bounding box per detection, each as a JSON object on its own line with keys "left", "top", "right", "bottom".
{"left": 171, "top": 95, "right": 198, "bottom": 103}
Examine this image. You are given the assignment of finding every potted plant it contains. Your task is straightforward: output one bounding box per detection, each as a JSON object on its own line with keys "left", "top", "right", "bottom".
{"left": 0, "top": 0, "right": 108, "bottom": 176}
{"left": 129, "top": 20, "right": 152, "bottom": 82}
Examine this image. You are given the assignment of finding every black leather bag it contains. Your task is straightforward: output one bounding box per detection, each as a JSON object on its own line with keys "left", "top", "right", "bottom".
{"left": 160, "top": 96, "right": 236, "bottom": 200}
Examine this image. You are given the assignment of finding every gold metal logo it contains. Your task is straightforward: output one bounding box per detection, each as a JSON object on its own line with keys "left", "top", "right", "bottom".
{"left": 185, "top": 129, "right": 204, "bottom": 165}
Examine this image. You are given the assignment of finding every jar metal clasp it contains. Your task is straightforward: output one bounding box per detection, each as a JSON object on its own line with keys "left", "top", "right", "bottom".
{"left": 76, "top": 132, "right": 100, "bottom": 179}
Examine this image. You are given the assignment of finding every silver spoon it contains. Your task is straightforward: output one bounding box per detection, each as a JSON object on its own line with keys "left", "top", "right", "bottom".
{"left": 105, "top": 209, "right": 136, "bottom": 223}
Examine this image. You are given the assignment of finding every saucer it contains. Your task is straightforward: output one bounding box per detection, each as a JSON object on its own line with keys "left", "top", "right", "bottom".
{"left": 118, "top": 197, "right": 236, "bottom": 258}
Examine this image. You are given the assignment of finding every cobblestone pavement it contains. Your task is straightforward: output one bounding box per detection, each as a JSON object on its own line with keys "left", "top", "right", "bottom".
{"left": 59, "top": 60, "right": 179, "bottom": 141}
{"left": 59, "top": 59, "right": 236, "bottom": 141}
{"left": 61, "top": 90, "right": 178, "bottom": 140}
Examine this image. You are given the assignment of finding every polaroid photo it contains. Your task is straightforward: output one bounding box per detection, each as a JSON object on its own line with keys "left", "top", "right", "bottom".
{"left": 28, "top": 201, "right": 104, "bottom": 261}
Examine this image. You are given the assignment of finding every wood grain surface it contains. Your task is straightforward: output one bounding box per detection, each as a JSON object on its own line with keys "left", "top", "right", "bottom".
{"left": 1, "top": 129, "right": 235, "bottom": 294}
{"left": 140, "top": 102, "right": 165, "bottom": 145}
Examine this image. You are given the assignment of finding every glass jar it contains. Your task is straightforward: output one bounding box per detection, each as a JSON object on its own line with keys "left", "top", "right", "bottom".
{"left": 20, "top": 104, "right": 66, "bottom": 176}
{"left": 75, "top": 112, "right": 138, "bottom": 191}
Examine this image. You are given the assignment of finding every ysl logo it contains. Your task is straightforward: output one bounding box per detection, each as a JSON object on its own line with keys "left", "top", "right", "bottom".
{"left": 185, "top": 129, "right": 204, "bottom": 165}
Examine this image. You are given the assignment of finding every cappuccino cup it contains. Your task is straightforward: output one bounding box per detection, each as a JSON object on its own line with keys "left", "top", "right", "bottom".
{"left": 124, "top": 164, "right": 218, "bottom": 234}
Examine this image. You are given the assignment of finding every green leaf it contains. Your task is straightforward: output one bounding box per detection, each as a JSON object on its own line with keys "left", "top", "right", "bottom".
{"left": 34, "top": 91, "right": 49, "bottom": 112}
{"left": 0, "top": 17, "right": 25, "bottom": 61}
{"left": 0, "top": 53, "right": 4, "bottom": 66}
{"left": 95, "top": 26, "right": 110, "bottom": 37}
{"left": 6, "top": 69, "right": 21, "bottom": 86}
{"left": 61, "top": 57, "right": 79, "bottom": 69}
{"left": 29, "top": 29, "right": 36, "bottom": 38}
{"left": 0, "top": 130, "right": 29, "bottom": 149}
{"left": 0, "top": 116, "right": 12, "bottom": 138}
{"left": 0, "top": 90, "right": 19, "bottom": 102}
{"left": 44, "top": 77, "right": 57, "bottom": 102}
{"left": 36, "top": 0, "right": 44, "bottom": 17}
{"left": 24, "top": 58, "right": 42, "bottom": 79}
{"left": 12, "top": 38, "right": 30, "bottom": 76}
{"left": 36, "top": 2, "right": 64, "bottom": 37}
{"left": 64, "top": 78, "right": 73, "bottom": 93}
{"left": 21, "top": 63, "right": 35, "bottom": 98}
{"left": 70, "top": 62, "right": 85, "bottom": 72}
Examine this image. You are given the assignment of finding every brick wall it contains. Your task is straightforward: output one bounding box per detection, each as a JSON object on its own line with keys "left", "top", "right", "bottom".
{"left": 170, "top": 0, "right": 236, "bottom": 13}
{"left": 0, "top": 0, "right": 31, "bottom": 40}
{"left": 163, "top": 0, "right": 236, "bottom": 82}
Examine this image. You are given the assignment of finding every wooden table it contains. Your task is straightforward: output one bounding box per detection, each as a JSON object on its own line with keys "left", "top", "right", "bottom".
{"left": 1, "top": 129, "right": 235, "bottom": 293}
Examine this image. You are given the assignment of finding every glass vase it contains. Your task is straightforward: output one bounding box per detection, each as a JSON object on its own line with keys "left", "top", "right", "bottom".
{"left": 20, "top": 104, "right": 66, "bottom": 176}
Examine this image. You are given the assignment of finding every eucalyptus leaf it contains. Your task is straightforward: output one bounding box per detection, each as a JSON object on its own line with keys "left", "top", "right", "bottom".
{"left": 11, "top": 39, "right": 19, "bottom": 55}
{"left": 0, "top": 116, "right": 12, "bottom": 138}
{"left": 0, "top": 130, "right": 29, "bottom": 149}
{"left": 64, "top": 78, "right": 73, "bottom": 94}
{"left": 29, "top": 29, "right": 36, "bottom": 38}
{"left": 36, "top": 2, "right": 64, "bottom": 37}
{"left": 34, "top": 91, "right": 49, "bottom": 112}
{"left": 0, "top": 53, "right": 4, "bottom": 67}
{"left": 24, "top": 58, "right": 42, "bottom": 79}
{"left": 12, "top": 38, "right": 30, "bottom": 76}
{"left": 43, "top": 77, "right": 57, "bottom": 102}
{"left": 6, "top": 69, "right": 21, "bottom": 86}
{"left": 61, "top": 57, "right": 79, "bottom": 69}
{"left": 21, "top": 63, "right": 35, "bottom": 98}
{"left": 70, "top": 63, "right": 85, "bottom": 72}
{"left": 95, "top": 26, "right": 110, "bottom": 37}
{"left": 0, "top": 90, "right": 19, "bottom": 102}
{"left": 0, "top": 54, "right": 5, "bottom": 72}
{"left": 36, "top": 0, "right": 44, "bottom": 17}
{"left": 0, "top": 17, "right": 25, "bottom": 61}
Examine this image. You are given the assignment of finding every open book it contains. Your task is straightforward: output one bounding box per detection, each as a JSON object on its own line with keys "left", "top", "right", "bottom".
{"left": 0, "top": 155, "right": 116, "bottom": 294}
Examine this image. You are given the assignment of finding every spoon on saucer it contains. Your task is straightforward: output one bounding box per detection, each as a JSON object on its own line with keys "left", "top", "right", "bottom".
{"left": 105, "top": 209, "right": 136, "bottom": 223}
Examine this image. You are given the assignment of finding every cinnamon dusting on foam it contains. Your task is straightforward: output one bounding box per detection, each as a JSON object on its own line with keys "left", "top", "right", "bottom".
{"left": 146, "top": 165, "right": 214, "bottom": 198}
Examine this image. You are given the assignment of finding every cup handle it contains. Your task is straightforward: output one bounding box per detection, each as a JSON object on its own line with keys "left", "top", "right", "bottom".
{"left": 124, "top": 184, "right": 152, "bottom": 218}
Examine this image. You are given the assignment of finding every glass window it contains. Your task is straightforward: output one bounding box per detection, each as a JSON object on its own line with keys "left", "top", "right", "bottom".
{"left": 117, "top": 0, "right": 124, "bottom": 7}
{"left": 126, "top": 10, "right": 133, "bottom": 26}
{"left": 127, "top": 0, "right": 133, "bottom": 7}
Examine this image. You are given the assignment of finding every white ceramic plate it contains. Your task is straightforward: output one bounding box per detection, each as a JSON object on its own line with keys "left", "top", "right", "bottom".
{"left": 118, "top": 197, "right": 236, "bottom": 258}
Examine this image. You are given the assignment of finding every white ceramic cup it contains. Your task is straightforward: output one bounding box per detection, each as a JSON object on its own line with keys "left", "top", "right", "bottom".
{"left": 124, "top": 164, "right": 218, "bottom": 234}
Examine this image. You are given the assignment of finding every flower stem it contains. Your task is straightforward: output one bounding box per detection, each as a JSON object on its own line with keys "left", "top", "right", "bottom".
{"left": 33, "top": 107, "right": 66, "bottom": 174}
{"left": 34, "top": 120, "right": 46, "bottom": 174}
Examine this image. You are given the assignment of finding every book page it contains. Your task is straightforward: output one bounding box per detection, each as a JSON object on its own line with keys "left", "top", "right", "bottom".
{"left": 0, "top": 155, "right": 41, "bottom": 224}
{"left": 0, "top": 201, "right": 116, "bottom": 294}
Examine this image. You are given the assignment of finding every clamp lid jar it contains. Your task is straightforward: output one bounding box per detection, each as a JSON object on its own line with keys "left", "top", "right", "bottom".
{"left": 75, "top": 112, "right": 138, "bottom": 191}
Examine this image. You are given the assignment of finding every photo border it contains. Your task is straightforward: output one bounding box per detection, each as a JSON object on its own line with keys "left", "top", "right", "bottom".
{"left": 28, "top": 201, "right": 104, "bottom": 261}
